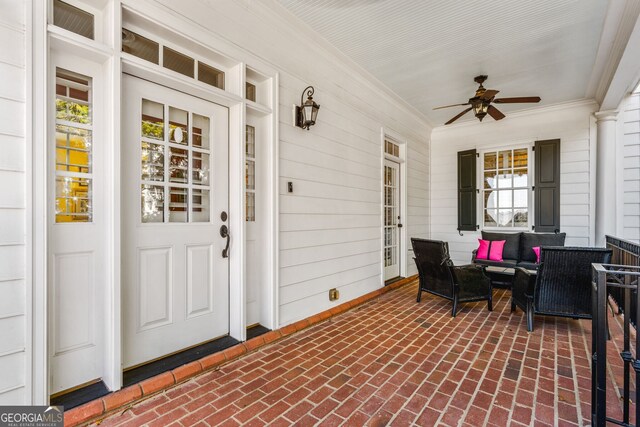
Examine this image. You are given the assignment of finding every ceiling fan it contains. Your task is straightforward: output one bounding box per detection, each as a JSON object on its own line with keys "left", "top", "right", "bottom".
{"left": 434, "top": 75, "right": 541, "bottom": 125}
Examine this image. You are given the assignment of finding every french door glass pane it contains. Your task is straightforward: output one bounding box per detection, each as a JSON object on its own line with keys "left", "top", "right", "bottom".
{"left": 192, "top": 114, "right": 210, "bottom": 149}
{"left": 169, "top": 187, "right": 188, "bottom": 223}
{"left": 169, "top": 107, "right": 188, "bottom": 145}
{"left": 192, "top": 189, "right": 210, "bottom": 222}
{"left": 141, "top": 185, "right": 164, "bottom": 223}
{"left": 141, "top": 99, "right": 164, "bottom": 140}
{"left": 169, "top": 147, "right": 188, "bottom": 183}
{"left": 141, "top": 142, "right": 164, "bottom": 182}
{"left": 193, "top": 152, "right": 209, "bottom": 185}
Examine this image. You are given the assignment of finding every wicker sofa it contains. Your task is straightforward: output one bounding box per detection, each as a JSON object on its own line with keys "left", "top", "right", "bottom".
{"left": 471, "top": 231, "right": 566, "bottom": 270}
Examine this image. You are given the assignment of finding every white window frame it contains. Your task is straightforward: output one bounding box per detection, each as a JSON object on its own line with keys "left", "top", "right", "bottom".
{"left": 478, "top": 144, "right": 534, "bottom": 231}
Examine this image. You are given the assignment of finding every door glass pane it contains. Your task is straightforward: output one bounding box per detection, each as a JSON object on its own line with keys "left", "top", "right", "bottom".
{"left": 141, "top": 100, "right": 164, "bottom": 140}
{"left": 56, "top": 177, "right": 91, "bottom": 222}
{"left": 169, "top": 107, "right": 188, "bottom": 145}
{"left": 141, "top": 185, "right": 164, "bottom": 223}
{"left": 169, "top": 147, "right": 188, "bottom": 183}
{"left": 169, "top": 187, "right": 188, "bottom": 223}
{"left": 192, "top": 189, "right": 210, "bottom": 222}
{"left": 192, "top": 114, "right": 210, "bottom": 149}
{"left": 141, "top": 142, "right": 164, "bottom": 182}
{"left": 193, "top": 152, "right": 209, "bottom": 185}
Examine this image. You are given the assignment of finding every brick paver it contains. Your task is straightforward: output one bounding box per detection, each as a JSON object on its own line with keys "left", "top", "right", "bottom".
{"left": 91, "top": 282, "right": 633, "bottom": 426}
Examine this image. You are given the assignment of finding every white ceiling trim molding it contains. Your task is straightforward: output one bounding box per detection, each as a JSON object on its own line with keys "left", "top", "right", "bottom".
{"left": 431, "top": 99, "right": 599, "bottom": 133}
{"left": 600, "top": 14, "right": 640, "bottom": 110}
{"left": 591, "top": 0, "right": 640, "bottom": 104}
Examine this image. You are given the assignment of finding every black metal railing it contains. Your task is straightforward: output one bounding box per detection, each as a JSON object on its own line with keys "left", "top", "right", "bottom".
{"left": 607, "top": 236, "right": 640, "bottom": 326}
{"left": 592, "top": 263, "right": 640, "bottom": 426}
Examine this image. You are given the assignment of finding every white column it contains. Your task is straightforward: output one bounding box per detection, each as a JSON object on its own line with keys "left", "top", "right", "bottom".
{"left": 594, "top": 110, "right": 619, "bottom": 246}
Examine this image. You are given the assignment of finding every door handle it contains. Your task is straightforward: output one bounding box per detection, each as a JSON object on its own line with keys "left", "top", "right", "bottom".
{"left": 220, "top": 224, "right": 230, "bottom": 258}
{"left": 398, "top": 223, "right": 403, "bottom": 228}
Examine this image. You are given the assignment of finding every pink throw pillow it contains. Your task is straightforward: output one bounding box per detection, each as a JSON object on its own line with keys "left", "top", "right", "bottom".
{"left": 476, "top": 239, "right": 490, "bottom": 259}
{"left": 532, "top": 246, "right": 541, "bottom": 263}
{"left": 488, "top": 240, "right": 506, "bottom": 261}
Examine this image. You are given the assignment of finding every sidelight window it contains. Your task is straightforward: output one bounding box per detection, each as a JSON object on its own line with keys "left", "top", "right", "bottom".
{"left": 55, "top": 69, "right": 93, "bottom": 223}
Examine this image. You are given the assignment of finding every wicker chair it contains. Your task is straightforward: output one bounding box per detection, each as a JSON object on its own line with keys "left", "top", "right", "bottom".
{"left": 411, "top": 238, "right": 493, "bottom": 317}
{"left": 512, "top": 246, "right": 612, "bottom": 331}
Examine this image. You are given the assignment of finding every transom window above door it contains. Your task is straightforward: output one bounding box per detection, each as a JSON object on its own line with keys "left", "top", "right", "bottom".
{"left": 482, "top": 148, "right": 530, "bottom": 229}
{"left": 140, "top": 99, "right": 211, "bottom": 223}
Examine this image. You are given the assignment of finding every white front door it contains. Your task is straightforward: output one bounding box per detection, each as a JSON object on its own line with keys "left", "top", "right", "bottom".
{"left": 122, "top": 76, "right": 230, "bottom": 368}
{"left": 384, "top": 159, "right": 401, "bottom": 280}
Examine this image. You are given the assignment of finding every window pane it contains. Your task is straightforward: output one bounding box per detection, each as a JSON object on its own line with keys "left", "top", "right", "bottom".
{"left": 484, "top": 152, "right": 496, "bottom": 170}
{"left": 163, "top": 46, "right": 194, "bottom": 78}
{"left": 245, "top": 160, "right": 255, "bottom": 190}
{"left": 169, "top": 107, "right": 188, "bottom": 145}
{"left": 141, "top": 185, "right": 164, "bottom": 223}
{"left": 484, "top": 171, "right": 496, "bottom": 189}
{"left": 498, "top": 190, "right": 512, "bottom": 209}
{"left": 56, "top": 125, "right": 91, "bottom": 173}
{"left": 513, "top": 149, "right": 528, "bottom": 168}
{"left": 192, "top": 189, "right": 210, "bottom": 222}
{"left": 56, "top": 71, "right": 91, "bottom": 124}
{"left": 198, "top": 62, "right": 225, "bottom": 90}
{"left": 141, "top": 142, "right": 164, "bottom": 182}
{"left": 484, "top": 190, "right": 496, "bottom": 210}
{"left": 498, "top": 209, "right": 513, "bottom": 227}
{"left": 193, "top": 152, "right": 209, "bottom": 185}
{"left": 514, "top": 209, "right": 528, "bottom": 227}
{"left": 497, "top": 171, "right": 512, "bottom": 188}
{"left": 56, "top": 176, "right": 91, "bottom": 222}
{"left": 53, "top": 0, "right": 94, "bottom": 40}
{"left": 246, "top": 82, "right": 256, "bottom": 102}
{"left": 169, "top": 147, "right": 188, "bottom": 183}
{"left": 514, "top": 168, "right": 528, "bottom": 187}
{"left": 246, "top": 125, "right": 256, "bottom": 157}
{"left": 121, "top": 28, "right": 159, "bottom": 64}
{"left": 498, "top": 150, "right": 512, "bottom": 169}
{"left": 169, "top": 187, "right": 188, "bottom": 223}
{"left": 245, "top": 192, "right": 255, "bottom": 222}
{"left": 193, "top": 114, "right": 210, "bottom": 149}
{"left": 484, "top": 209, "right": 497, "bottom": 227}
{"left": 514, "top": 189, "right": 528, "bottom": 208}
{"left": 142, "top": 99, "right": 164, "bottom": 140}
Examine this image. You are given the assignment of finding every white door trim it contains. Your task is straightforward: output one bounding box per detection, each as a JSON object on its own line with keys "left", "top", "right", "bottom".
{"left": 380, "top": 128, "right": 408, "bottom": 282}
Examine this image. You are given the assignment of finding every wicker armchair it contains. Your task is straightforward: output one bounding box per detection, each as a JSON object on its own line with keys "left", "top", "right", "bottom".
{"left": 512, "top": 246, "right": 612, "bottom": 331}
{"left": 411, "top": 238, "right": 493, "bottom": 317}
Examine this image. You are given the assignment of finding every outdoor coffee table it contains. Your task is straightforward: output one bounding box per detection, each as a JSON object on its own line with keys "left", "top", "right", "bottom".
{"left": 484, "top": 266, "right": 517, "bottom": 288}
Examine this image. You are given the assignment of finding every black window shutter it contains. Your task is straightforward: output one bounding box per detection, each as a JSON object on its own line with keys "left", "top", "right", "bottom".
{"left": 534, "top": 139, "right": 560, "bottom": 232}
{"left": 457, "top": 149, "right": 477, "bottom": 232}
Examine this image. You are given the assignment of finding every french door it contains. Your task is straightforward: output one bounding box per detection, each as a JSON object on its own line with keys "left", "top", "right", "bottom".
{"left": 384, "top": 159, "right": 401, "bottom": 280}
{"left": 122, "top": 76, "right": 230, "bottom": 368}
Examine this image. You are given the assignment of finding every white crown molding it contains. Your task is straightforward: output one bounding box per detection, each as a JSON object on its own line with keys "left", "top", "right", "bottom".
{"left": 431, "top": 99, "right": 599, "bottom": 133}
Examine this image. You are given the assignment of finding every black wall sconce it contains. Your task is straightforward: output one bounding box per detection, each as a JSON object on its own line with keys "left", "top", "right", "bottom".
{"left": 295, "top": 86, "right": 320, "bottom": 130}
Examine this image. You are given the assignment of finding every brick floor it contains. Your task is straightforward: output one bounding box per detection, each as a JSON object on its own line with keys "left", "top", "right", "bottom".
{"left": 91, "top": 281, "right": 634, "bottom": 426}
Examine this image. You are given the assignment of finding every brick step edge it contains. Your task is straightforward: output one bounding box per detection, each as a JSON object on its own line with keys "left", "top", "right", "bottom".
{"left": 64, "top": 275, "right": 418, "bottom": 426}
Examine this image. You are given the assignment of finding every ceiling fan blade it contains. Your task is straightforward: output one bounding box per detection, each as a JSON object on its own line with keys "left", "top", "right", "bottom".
{"left": 494, "top": 96, "right": 541, "bottom": 104}
{"left": 487, "top": 105, "right": 505, "bottom": 121}
{"left": 480, "top": 89, "right": 499, "bottom": 100}
{"left": 433, "top": 103, "right": 469, "bottom": 110}
{"left": 445, "top": 107, "right": 473, "bottom": 125}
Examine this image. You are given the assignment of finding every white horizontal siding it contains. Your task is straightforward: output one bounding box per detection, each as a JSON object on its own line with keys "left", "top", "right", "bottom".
{"left": 156, "top": 0, "right": 430, "bottom": 326}
{"left": 622, "top": 93, "right": 640, "bottom": 242}
{"left": 0, "top": 0, "right": 26, "bottom": 404}
{"left": 430, "top": 102, "right": 597, "bottom": 264}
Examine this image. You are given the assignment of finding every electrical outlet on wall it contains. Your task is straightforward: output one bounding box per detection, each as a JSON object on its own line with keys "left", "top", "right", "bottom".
{"left": 329, "top": 288, "right": 339, "bottom": 301}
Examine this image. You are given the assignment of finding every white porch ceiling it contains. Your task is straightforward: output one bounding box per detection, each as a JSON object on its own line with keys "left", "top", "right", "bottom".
{"left": 276, "top": 0, "right": 610, "bottom": 126}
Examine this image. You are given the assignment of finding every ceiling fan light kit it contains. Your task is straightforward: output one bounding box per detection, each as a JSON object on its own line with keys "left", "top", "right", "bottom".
{"left": 435, "top": 75, "right": 541, "bottom": 125}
